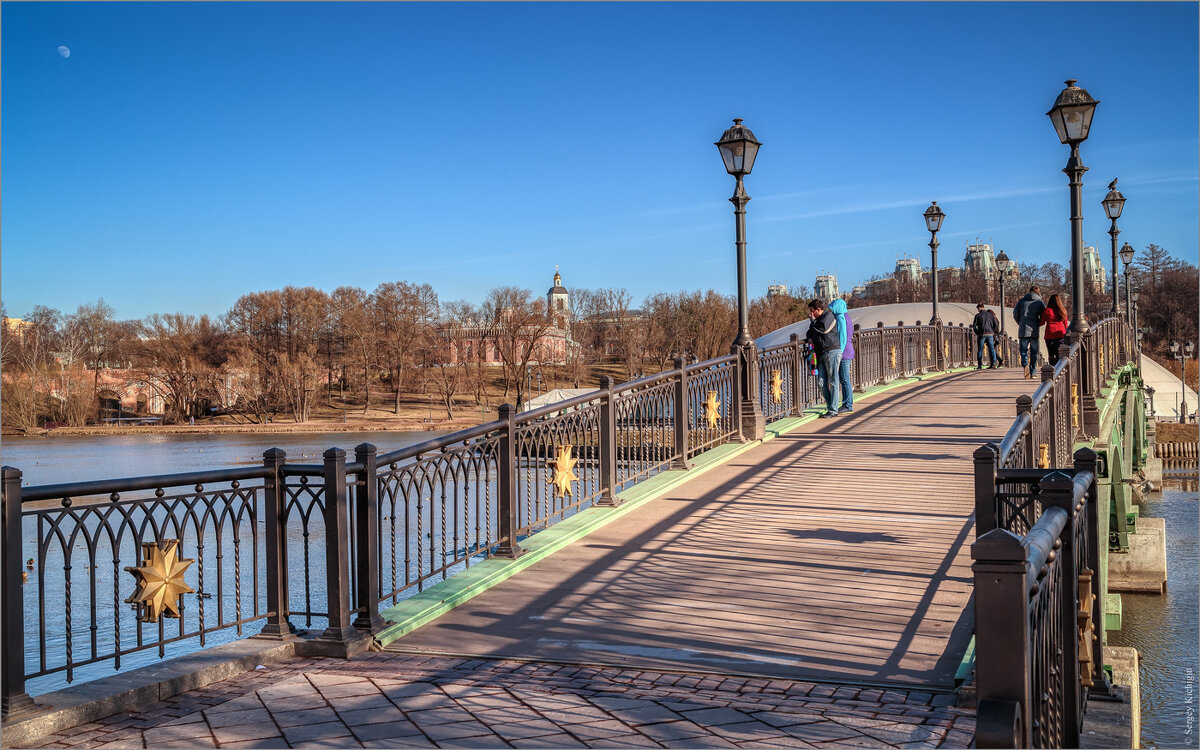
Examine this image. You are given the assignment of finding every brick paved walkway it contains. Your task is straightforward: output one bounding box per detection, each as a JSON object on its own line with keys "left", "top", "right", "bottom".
{"left": 27, "top": 653, "right": 975, "bottom": 749}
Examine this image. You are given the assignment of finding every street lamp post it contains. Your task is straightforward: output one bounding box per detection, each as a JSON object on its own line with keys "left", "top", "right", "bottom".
{"left": 923, "top": 202, "right": 946, "bottom": 369}
{"left": 995, "top": 250, "right": 1013, "bottom": 335}
{"left": 1169, "top": 340, "right": 1195, "bottom": 423}
{"left": 1102, "top": 179, "right": 1126, "bottom": 317}
{"left": 1119, "top": 242, "right": 1135, "bottom": 324}
{"left": 715, "top": 118, "right": 764, "bottom": 440}
{"left": 1131, "top": 292, "right": 1140, "bottom": 354}
{"left": 1047, "top": 79, "right": 1099, "bottom": 335}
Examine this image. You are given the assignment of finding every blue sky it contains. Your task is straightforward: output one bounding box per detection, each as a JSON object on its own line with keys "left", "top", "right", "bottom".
{"left": 3, "top": 1, "right": 1197, "bottom": 321}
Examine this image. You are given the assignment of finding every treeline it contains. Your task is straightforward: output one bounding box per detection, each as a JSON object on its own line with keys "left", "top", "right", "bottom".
{"left": 1, "top": 283, "right": 809, "bottom": 428}
{"left": 850, "top": 244, "right": 1198, "bottom": 358}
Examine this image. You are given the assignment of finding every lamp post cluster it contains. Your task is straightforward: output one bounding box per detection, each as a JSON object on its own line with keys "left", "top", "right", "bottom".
{"left": 1169, "top": 340, "right": 1194, "bottom": 423}
{"left": 712, "top": 80, "right": 1140, "bottom": 435}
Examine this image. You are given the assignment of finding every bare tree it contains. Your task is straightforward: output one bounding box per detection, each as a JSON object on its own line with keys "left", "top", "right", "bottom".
{"left": 373, "top": 281, "right": 439, "bottom": 413}
{"left": 481, "top": 287, "right": 554, "bottom": 404}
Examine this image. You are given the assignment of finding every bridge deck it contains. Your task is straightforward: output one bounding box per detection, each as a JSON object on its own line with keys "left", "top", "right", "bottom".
{"left": 388, "top": 369, "right": 1032, "bottom": 689}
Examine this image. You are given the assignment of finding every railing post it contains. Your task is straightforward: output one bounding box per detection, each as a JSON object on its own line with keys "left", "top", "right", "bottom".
{"left": 1016, "top": 395, "right": 1035, "bottom": 468}
{"left": 878, "top": 323, "right": 888, "bottom": 383}
{"left": 1080, "top": 331, "right": 1101, "bottom": 437}
{"left": 318, "top": 447, "right": 359, "bottom": 648}
{"left": 789, "top": 334, "right": 804, "bottom": 410}
{"left": 597, "top": 376, "right": 621, "bottom": 505}
{"left": 256, "top": 448, "right": 296, "bottom": 639}
{"left": 1038, "top": 471, "right": 1083, "bottom": 749}
{"left": 972, "top": 527, "right": 1033, "bottom": 749}
{"left": 731, "top": 353, "right": 746, "bottom": 442}
{"left": 494, "top": 404, "right": 526, "bottom": 558}
{"left": 2, "top": 467, "right": 36, "bottom": 720}
{"left": 671, "top": 358, "right": 692, "bottom": 470}
{"left": 1041, "top": 364, "right": 1058, "bottom": 465}
{"left": 1074, "top": 447, "right": 1113, "bottom": 697}
{"left": 352, "top": 443, "right": 385, "bottom": 631}
{"left": 973, "top": 444, "right": 1000, "bottom": 536}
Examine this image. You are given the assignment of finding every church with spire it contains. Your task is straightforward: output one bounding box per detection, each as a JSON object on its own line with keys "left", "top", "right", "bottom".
{"left": 437, "top": 267, "right": 577, "bottom": 368}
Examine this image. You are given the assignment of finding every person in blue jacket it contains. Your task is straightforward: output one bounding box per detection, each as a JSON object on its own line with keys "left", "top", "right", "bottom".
{"left": 829, "top": 299, "right": 854, "bottom": 414}
{"left": 804, "top": 299, "right": 842, "bottom": 418}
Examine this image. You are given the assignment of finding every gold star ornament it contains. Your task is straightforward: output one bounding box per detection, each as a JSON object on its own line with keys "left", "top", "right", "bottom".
{"left": 703, "top": 391, "right": 722, "bottom": 429}
{"left": 548, "top": 445, "right": 579, "bottom": 498}
{"left": 769, "top": 369, "right": 783, "bottom": 404}
{"left": 125, "top": 539, "right": 194, "bottom": 622}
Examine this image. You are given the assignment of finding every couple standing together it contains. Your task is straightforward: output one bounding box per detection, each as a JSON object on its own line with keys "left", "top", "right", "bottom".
{"left": 804, "top": 298, "right": 853, "bottom": 419}
{"left": 1012, "top": 284, "right": 1071, "bottom": 379}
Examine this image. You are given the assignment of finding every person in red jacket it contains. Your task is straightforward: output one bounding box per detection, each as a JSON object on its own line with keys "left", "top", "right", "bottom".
{"left": 1041, "top": 293, "right": 1070, "bottom": 366}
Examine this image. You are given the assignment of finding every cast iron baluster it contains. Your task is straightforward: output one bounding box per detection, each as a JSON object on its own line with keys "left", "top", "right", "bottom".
{"left": 233, "top": 525, "right": 242, "bottom": 636}
{"left": 111, "top": 548, "right": 121, "bottom": 670}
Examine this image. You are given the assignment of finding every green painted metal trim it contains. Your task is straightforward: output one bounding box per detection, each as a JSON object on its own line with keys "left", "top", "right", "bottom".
{"left": 373, "top": 365, "right": 979, "bottom": 647}
{"left": 955, "top": 635, "right": 976, "bottom": 685}
{"left": 1105, "top": 592, "right": 1122, "bottom": 632}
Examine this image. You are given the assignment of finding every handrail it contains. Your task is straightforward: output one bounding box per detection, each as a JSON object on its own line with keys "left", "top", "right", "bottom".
{"left": 20, "top": 466, "right": 271, "bottom": 502}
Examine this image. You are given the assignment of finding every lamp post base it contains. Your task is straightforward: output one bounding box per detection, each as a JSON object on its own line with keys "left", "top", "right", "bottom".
{"left": 734, "top": 341, "right": 765, "bottom": 442}
{"left": 740, "top": 406, "right": 765, "bottom": 442}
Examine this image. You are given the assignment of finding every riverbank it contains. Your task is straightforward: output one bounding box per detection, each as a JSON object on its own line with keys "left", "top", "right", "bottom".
{"left": 3, "top": 416, "right": 483, "bottom": 438}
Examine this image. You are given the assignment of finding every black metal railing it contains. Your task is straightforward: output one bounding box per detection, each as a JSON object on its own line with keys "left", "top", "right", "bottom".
{"left": 972, "top": 316, "right": 1136, "bottom": 749}
{"left": 2, "top": 319, "right": 1018, "bottom": 716}
{"left": 972, "top": 454, "right": 1101, "bottom": 749}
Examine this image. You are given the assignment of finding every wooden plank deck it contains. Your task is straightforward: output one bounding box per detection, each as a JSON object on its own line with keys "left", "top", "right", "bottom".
{"left": 387, "top": 370, "right": 1033, "bottom": 689}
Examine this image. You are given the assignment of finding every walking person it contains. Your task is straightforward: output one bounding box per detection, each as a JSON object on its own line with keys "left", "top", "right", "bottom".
{"left": 1041, "top": 293, "right": 1070, "bottom": 367}
{"left": 1013, "top": 284, "right": 1046, "bottom": 379}
{"left": 972, "top": 303, "right": 999, "bottom": 369}
{"left": 829, "top": 298, "right": 855, "bottom": 413}
{"left": 805, "top": 299, "right": 842, "bottom": 418}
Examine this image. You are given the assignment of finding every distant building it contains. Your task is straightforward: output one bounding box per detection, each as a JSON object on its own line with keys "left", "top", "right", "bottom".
{"left": 547, "top": 268, "right": 570, "bottom": 330}
{"left": 851, "top": 284, "right": 868, "bottom": 298}
{"left": 1082, "top": 246, "right": 1107, "bottom": 293}
{"left": 766, "top": 284, "right": 789, "bottom": 298}
{"left": 2, "top": 316, "right": 33, "bottom": 339}
{"left": 440, "top": 268, "right": 577, "bottom": 367}
{"left": 963, "top": 241, "right": 998, "bottom": 279}
{"left": 814, "top": 274, "right": 839, "bottom": 301}
{"left": 895, "top": 257, "right": 921, "bottom": 283}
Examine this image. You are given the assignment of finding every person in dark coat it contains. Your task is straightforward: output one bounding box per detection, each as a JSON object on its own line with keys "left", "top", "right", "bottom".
{"left": 805, "top": 299, "right": 842, "bottom": 418}
{"left": 1013, "top": 285, "right": 1045, "bottom": 379}
{"left": 972, "top": 303, "right": 1000, "bottom": 369}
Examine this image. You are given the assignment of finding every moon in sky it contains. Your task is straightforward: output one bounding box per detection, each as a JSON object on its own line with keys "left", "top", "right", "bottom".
{"left": 57, "top": 45, "right": 70, "bottom": 58}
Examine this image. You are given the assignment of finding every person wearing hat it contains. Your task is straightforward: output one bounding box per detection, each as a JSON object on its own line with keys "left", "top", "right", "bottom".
{"left": 972, "top": 302, "right": 1000, "bottom": 370}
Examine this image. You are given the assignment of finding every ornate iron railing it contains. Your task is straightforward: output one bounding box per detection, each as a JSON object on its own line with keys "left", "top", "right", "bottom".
{"left": 972, "top": 456, "right": 1101, "bottom": 749}
{"left": 972, "top": 316, "right": 1136, "bottom": 748}
{"left": 2, "top": 318, "right": 1018, "bottom": 715}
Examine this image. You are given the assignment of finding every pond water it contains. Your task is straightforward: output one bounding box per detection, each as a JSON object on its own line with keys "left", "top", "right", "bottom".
{"left": 1, "top": 430, "right": 448, "bottom": 488}
{"left": 2, "top": 430, "right": 450, "bottom": 695}
{"left": 1108, "top": 479, "right": 1199, "bottom": 749}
